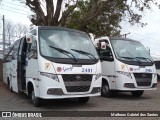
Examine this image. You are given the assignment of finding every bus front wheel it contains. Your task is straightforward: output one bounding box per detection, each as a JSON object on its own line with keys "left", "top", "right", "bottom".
{"left": 101, "top": 83, "right": 113, "bottom": 98}
{"left": 7, "top": 78, "right": 12, "bottom": 92}
{"left": 131, "top": 90, "right": 144, "bottom": 97}
{"left": 31, "top": 89, "right": 41, "bottom": 107}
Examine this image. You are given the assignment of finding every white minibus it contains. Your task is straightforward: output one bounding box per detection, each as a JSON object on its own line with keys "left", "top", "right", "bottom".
{"left": 94, "top": 36, "right": 157, "bottom": 97}
{"left": 3, "top": 26, "right": 102, "bottom": 106}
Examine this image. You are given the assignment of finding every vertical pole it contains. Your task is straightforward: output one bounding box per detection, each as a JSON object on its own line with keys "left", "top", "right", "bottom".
{"left": 2, "top": 15, "right": 5, "bottom": 59}
{"left": 122, "top": 32, "right": 130, "bottom": 38}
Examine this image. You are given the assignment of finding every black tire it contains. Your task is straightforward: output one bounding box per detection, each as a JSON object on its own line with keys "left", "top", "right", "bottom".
{"left": 7, "top": 78, "right": 12, "bottom": 92}
{"left": 131, "top": 91, "right": 144, "bottom": 97}
{"left": 31, "top": 89, "right": 41, "bottom": 107}
{"left": 157, "top": 74, "right": 160, "bottom": 81}
{"left": 10, "top": 86, "right": 13, "bottom": 92}
{"left": 101, "top": 82, "right": 113, "bottom": 98}
{"left": 77, "top": 97, "right": 90, "bottom": 103}
{"left": 7, "top": 79, "right": 10, "bottom": 88}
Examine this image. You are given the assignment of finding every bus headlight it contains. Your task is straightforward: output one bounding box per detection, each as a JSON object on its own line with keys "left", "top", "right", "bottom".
{"left": 117, "top": 71, "right": 132, "bottom": 79}
{"left": 153, "top": 73, "right": 157, "bottom": 78}
{"left": 95, "top": 73, "right": 101, "bottom": 80}
{"left": 40, "top": 72, "right": 59, "bottom": 82}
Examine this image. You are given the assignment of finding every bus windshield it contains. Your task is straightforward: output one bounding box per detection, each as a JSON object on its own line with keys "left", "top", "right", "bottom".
{"left": 110, "top": 39, "right": 153, "bottom": 63}
{"left": 39, "top": 29, "right": 99, "bottom": 61}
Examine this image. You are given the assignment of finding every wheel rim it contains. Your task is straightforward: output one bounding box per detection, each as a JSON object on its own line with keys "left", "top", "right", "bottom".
{"left": 31, "top": 90, "right": 36, "bottom": 104}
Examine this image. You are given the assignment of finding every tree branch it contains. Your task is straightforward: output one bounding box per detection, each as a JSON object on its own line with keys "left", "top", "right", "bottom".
{"left": 59, "top": 0, "right": 79, "bottom": 26}
{"left": 52, "top": 0, "right": 63, "bottom": 25}
{"left": 79, "top": 0, "right": 102, "bottom": 29}
{"left": 87, "top": 2, "right": 102, "bottom": 21}
{"left": 26, "top": 0, "right": 36, "bottom": 11}
{"left": 45, "top": 0, "right": 54, "bottom": 25}
{"left": 26, "top": 0, "right": 46, "bottom": 25}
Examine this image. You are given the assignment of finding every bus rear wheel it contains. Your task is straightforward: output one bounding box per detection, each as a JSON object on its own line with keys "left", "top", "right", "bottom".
{"left": 31, "top": 89, "right": 41, "bottom": 107}
{"left": 131, "top": 90, "right": 144, "bottom": 97}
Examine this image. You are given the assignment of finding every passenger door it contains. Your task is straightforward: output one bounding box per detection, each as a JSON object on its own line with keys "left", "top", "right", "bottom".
{"left": 17, "top": 38, "right": 27, "bottom": 92}
{"left": 99, "top": 40, "right": 116, "bottom": 89}
{"left": 11, "top": 40, "right": 21, "bottom": 92}
{"left": 25, "top": 35, "right": 39, "bottom": 89}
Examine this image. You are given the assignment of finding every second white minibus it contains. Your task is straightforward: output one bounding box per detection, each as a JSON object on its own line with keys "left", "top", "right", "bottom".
{"left": 94, "top": 36, "right": 157, "bottom": 97}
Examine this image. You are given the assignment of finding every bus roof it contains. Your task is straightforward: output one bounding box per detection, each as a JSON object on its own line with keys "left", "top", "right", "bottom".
{"left": 37, "top": 26, "right": 86, "bottom": 34}
{"left": 109, "top": 37, "right": 140, "bottom": 43}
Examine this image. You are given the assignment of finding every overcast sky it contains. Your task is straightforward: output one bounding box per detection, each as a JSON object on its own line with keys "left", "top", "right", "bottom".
{"left": 120, "top": 1, "right": 160, "bottom": 59}
{"left": 0, "top": 0, "right": 31, "bottom": 25}
{"left": 0, "top": 0, "right": 160, "bottom": 59}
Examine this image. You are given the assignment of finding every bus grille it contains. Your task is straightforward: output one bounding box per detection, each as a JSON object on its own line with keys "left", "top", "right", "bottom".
{"left": 66, "top": 86, "right": 90, "bottom": 92}
{"left": 62, "top": 74, "right": 92, "bottom": 92}
{"left": 133, "top": 73, "right": 152, "bottom": 86}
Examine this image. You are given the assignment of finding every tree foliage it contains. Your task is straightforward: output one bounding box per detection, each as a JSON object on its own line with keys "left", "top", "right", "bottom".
{"left": 24, "top": 0, "right": 160, "bottom": 36}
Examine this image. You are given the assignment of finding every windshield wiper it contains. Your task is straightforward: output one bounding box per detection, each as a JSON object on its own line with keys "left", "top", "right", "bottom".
{"left": 49, "top": 46, "right": 77, "bottom": 62}
{"left": 120, "top": 57, "right": 135, "bottom": 60}
{"left": 71, "top": 49, "right": 97, "bottom": 62}
{"left": 120, "top": 57, "right": 142, "bottom": 64}
{"left": 135, "top": 57, "right": 153, "bottom": 63}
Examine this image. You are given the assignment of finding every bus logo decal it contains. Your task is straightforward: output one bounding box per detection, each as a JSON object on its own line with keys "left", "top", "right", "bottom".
{"left": 63, "top": 66, "right": 73, "bottom": 72}
{"left": 57, "top": 67, "right": 62, "bottom": 72}
{"left": 129, "top": 67, "right": 133, "bottom": 71}
{"left": 145, "top": 69, "right": 152, "bottom": 73}
{"left": 133, "top": 67, "right": 140, "bottom": 71}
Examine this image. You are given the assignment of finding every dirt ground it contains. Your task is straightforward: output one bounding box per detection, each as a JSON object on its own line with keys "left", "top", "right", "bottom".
{"left": 0, "top": 62, "right": 3, "bottom": 81}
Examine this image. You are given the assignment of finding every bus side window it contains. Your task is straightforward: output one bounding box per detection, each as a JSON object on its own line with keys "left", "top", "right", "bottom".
{"left": 12, "top": 40, "right": 21, "bottom": 60}
{"left": 27, "top": 36, "right": 37, "bottom": 59}
{"left": 4, "top": 45, "right": 14, "bottom": 62}
{"left": 6, "top": 55, "right": 12, "bottom": 62}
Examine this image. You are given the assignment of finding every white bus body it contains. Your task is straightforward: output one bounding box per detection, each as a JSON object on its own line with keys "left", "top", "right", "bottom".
{"left": 95, "top": 36, "right": 157, "bottom": 97}
{"left": 3, "top": 26, "right": 102, "bottom": 106}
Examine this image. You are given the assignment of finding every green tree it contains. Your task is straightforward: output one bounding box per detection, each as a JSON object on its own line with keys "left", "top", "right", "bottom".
{"left": 24, "top": 0, "right": 159, "bottom": 36}
{"left": 64, "top": 0, "right": 125, "bottom": 36}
